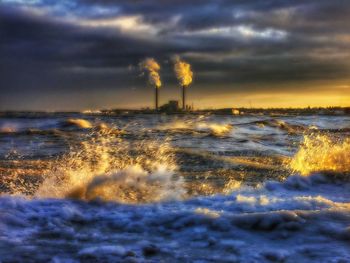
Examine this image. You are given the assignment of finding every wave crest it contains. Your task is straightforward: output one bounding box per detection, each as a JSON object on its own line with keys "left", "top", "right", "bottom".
{"left": 67, "top": 165, "right": 185, "bottom": 203}
{"left": 34, "top": 131, "right": 184, "bottom": 203}
{"left": 290, "top": 134, "right": 350, "bottom": 176}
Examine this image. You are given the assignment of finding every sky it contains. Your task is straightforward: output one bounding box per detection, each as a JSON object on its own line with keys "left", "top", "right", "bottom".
{"left": 0, "top": 0, "right": 349, "bottom": 110}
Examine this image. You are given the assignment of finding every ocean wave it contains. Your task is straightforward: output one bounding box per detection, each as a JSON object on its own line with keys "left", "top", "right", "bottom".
{"left": 0, "top": 172, "right": 349, "bottom": 262}
{"left": 245, "top": 118, "right": 350, "bottom": 135}
{"left": 32, "top": 130, "right": 183, "bottom": 203}
{"left": 244, "top": 119, "right": 308, "bottom": 134}
{"left": 62, "top": 118, "right": 93, "bottom": 129}
{"left": 157, "top": 119, "right": 233, "bottom": 137}
{"left": 1, "top": 114, "right": 349, "bottom": 261}
{"left": 65, "top": 164, "right": 185, "bottom": 203}
{"left": 290, "top": 133, "right": 350, "bottom": 176}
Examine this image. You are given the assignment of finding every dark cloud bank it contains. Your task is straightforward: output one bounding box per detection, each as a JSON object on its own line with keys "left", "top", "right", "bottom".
{"left": 0, "top": 0, "right": 349, "bottom": 110}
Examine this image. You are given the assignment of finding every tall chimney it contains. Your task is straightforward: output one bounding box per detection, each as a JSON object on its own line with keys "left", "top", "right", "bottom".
{"left": 155, "top": 87, "right": 159, "bottom": 111}
{"left": 182, "top": 85, "right": 186, "bottom": 111}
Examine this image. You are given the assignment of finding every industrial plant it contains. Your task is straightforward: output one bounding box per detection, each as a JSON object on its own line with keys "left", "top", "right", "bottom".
{"left": 140, "top": 57, "right": 193, "bottom": 112}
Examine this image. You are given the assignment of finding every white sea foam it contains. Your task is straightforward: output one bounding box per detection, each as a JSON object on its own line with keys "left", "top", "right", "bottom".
{"left": 158, "top": 119, "right": 233, "bottom": 136}
{"left": 33, "top": 130, "right": 185, "bottom": 204}
{"left": 1, "top": 114, "right": 350, "bottom": 262}
{"left": 1, "top": 173, "right": 349, "bottom": 262}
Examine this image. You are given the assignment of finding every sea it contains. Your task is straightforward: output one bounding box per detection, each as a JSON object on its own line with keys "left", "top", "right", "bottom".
{"left": 0, "top": 112, "right": 349, "bottom": 262}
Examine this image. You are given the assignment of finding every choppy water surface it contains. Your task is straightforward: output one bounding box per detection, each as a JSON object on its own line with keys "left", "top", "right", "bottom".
{"left": 0, "top": 113, "right": 349, "bottom": 262}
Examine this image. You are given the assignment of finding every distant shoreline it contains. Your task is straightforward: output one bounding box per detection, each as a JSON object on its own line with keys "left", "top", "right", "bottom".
{"left": 0, "top": 106, "right": 349, "bottom": 117}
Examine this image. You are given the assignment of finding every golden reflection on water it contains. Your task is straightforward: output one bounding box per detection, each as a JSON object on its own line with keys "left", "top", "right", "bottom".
{"left": 290, "top": 134, "right": 350, "bottom": 176}
{"left": 1, "top": 126, "right": 349, "bottom": 203}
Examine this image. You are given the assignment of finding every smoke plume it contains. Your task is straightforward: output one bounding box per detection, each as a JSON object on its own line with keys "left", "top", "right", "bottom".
{"left": 174, "top": 57, "right": 193, "bottom": 87}
{"left": 140, "top": 58, "right": 162, "bottom": 88}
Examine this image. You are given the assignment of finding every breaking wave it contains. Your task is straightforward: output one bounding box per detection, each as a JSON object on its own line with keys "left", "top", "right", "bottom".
{"left": 62, "top": 118, "right": 93, "bottom": 129}
{"left": 34, "top": 130, "right": 185, "bottom": 203}
{"left": 249, "top": 119, "right": 307, "bottom": 134}
{"left": 158, "top": 119, "right": 233, "bottom": 136}
{"left": 1, "top": 172, "right": 350, "bottom": 262}
{"left": 290, "top": 133, "right": 350, "bottom": 176}
{"left": 5, "top": 129, "right": 349, "bottom": 203}
{"left": 66, "top": 165, "right": 185, "bottom": 203}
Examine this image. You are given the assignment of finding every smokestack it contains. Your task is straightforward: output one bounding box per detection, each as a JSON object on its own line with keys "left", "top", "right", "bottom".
{"left": 155, "top": 86, "right": 159, "bottom": 111}
{"left": 139, "top": 58, "right": 162, "bottom": 112}
{"left": 182, "top": 85, "right": 186, "bottom": 111}
{"left": 173, "top": 57, "right": 193, "bottom": 112}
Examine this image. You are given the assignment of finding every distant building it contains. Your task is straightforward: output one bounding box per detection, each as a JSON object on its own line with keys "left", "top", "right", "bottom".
{"left": 160, "top": 100, "right": 179, "bottom": 112}
{"left": 232, "top": 109, "right": 240, "bottom": 115}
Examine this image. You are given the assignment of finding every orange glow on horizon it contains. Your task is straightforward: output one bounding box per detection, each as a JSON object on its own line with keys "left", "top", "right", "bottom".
{"left": 192, "top": 92, "right": 350, "bottom": 109}
{"left": 186, "top": 83, "right": 350, "bottom": 109}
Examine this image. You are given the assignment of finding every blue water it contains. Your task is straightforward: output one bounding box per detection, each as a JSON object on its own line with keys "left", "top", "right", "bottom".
{"left": 0, "top": 113, "right": 349, "bottom": 262}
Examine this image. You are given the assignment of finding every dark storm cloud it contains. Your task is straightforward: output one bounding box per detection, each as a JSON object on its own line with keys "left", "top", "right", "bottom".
{"left": 0, "top": 0, "right": 349, "bottom": 110}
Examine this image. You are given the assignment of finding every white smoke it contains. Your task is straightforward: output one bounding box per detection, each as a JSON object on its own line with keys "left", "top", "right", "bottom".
{"left": 140, "top": 58, "right": 162, "bottom": 88}
{"left": 174, "top": 57, "right": 193, "bottom": 87}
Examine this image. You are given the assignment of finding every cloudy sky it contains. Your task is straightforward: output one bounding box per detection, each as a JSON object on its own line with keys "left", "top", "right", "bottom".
{"left": 1, "top": 0, "right": 349, "bottom": 110}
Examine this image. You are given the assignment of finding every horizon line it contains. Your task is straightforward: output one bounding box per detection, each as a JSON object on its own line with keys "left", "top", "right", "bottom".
{"left": 0, "top": 106, "right": 349, "bottom": 113}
